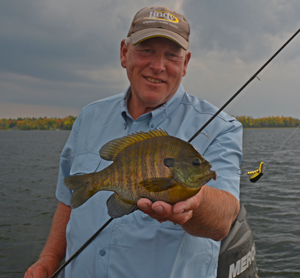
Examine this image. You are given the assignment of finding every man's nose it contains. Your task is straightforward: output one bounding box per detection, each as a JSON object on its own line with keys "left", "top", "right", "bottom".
{"left": 149, "top": 54, "right": 166, "bottom": 72}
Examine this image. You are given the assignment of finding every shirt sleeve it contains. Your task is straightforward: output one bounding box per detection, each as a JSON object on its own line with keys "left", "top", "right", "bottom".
{"left": 55, "top": 114, "right": 81, "bottom": 206}
{"left": 203, "top": 118, "right": 243, "bottom": 201}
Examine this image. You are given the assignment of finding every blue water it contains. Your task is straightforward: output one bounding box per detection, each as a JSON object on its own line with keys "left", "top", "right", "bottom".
{"left": 0, "top": 129, "right": 299, "bottom": 277}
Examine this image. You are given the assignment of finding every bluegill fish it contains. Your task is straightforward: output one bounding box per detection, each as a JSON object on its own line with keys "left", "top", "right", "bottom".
{"left": 64, "top": 129, "right": 216, "bottom": 218}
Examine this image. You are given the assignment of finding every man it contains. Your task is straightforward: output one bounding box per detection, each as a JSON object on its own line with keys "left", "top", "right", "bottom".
{"left": 25, "top": 6, "right": 242, "bottom": 278}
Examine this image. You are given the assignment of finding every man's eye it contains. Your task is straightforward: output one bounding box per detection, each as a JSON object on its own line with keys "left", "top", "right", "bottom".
{"left": 168, "top": 53, "right": 181, "bottom": 60}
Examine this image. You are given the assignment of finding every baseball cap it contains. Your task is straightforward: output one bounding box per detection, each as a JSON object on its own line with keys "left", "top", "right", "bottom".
{"left": 127, "top": 6, "right": 190, "bottom": 50}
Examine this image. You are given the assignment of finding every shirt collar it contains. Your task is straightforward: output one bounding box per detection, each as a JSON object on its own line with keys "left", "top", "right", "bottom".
{"left": 121, "top": 86, "right": 131, "bottom": 118}
{"left": 120, "top": 84, "right": 186, "bottom": 129}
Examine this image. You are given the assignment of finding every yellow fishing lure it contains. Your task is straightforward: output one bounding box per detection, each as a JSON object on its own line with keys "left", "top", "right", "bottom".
{"left": 247, "top": 162, "right": 265, "bottom": 183}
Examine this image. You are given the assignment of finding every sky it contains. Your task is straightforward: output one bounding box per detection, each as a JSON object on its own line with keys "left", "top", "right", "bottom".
{"left": 1, "top": 0, "right": 300, "bottom": 119}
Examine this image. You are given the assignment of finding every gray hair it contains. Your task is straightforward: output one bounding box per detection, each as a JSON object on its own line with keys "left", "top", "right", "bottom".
{"left": 125, "top": 37, "right": 131, "bottom": 45}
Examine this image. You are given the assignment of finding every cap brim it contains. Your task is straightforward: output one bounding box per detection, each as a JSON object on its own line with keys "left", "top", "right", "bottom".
{"left": 129, "top": 28, "right": 189, "bottom": 50}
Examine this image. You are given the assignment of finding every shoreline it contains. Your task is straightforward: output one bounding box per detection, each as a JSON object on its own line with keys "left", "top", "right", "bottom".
{"left": 1, "top": 126, "right": 298, "bottom": 131}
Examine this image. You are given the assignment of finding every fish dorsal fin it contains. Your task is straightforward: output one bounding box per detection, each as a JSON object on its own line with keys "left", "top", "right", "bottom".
{"left": 100, "top": 129, "right": 169, "bottom": 161}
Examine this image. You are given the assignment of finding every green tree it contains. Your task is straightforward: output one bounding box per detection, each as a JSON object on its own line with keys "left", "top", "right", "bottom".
{"left": 0, "top": 119, "right": 9, "bottom": 130}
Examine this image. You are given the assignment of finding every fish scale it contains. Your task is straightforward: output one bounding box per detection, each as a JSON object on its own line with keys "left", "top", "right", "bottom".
{"left": 64, "top": 129, "right": 215, "bottom": 218}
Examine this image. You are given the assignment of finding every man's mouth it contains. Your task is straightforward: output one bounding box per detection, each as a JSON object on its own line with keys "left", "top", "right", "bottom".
{"left": 145, "top": 77, "right": 163, "bottom": 84}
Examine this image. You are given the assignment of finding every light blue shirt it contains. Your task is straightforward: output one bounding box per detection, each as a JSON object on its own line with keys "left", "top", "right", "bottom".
{"left": 56, "top": 84, "right": 242, "bottom": 278}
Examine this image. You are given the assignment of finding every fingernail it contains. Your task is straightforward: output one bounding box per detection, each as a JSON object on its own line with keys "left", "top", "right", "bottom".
{"left": 139, "top": 204, "right": 149, "bottom": 210}
{"left": 154, "top": 205, "right": 164, "bottom": 213}
{"left": 176, "top": 209, "right": 184, "bottom": 214}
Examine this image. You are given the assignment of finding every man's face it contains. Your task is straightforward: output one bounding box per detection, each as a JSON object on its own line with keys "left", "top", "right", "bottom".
{"left": 120, "top": 37, "right": 191, "bottom": 112}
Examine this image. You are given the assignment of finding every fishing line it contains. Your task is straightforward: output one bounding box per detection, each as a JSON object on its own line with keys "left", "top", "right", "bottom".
{"left": 234, "top": 35, "right": 300, "bottom": 181}
{"left": 238, "top": 125, "right": 300, "bottom": 182}
{"left": 265, "top": 125, "right": 300, "bottom": 165}
{"left": 188, "top": 27, "right": 300, "bottom": 183}
{"left": 188, "top": 27, "right": 300, "bottom": 144}
{"left": 258, "top": 33, "right": 300, "bottom": 79}
{"left": 50, "top": 27, "right": 300, "bottom": 276}
{"left": 229, "top": 32, "right": 300, "bottom": 113}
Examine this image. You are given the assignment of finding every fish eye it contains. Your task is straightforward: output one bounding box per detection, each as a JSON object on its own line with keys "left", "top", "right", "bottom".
{"left": 192, "top": 158, "right": 201, "bottom": 166}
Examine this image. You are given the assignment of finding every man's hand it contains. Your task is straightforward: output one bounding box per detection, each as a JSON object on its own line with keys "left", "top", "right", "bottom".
{"left": 24, "top": 202, "right": 71, "bottom": 278}
{"left": 24, "top": 256, "right": 59, "bottom": 278}
{"left": 137, "top": 189, "right": 203, "bottom": 226}
{"left": 137, "top": 185, "right": 240, "bottom": 241}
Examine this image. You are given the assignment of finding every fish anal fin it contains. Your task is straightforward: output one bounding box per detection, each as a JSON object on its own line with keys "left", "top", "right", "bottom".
{"left": 106, "top": 193, "right": 137, "bottom": 218}
{"left": 99, "top": 129, "right": 169, "bottom": 161}
{"left": 139, "top": 178, "right": 176, "bottom": 192}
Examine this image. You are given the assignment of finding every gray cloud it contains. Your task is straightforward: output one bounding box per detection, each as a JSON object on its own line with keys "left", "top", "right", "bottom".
{"left": 183, "top": 0, "right": 300, "bottom": 60}
{"left": 0, "top": 0, "right": 299, "bottom": 118}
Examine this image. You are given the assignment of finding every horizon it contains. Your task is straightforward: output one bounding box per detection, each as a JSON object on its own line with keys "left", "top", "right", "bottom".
{"left": 1, "top": 115, "right": 300, "bottom": 120}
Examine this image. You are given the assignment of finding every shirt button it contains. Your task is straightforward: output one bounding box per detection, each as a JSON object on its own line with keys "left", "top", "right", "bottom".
{"left": 99, "top": 249, "right": 106, "bottom": 256}
{"left": 151, "top": 124, "right": 154, "bottom": 128}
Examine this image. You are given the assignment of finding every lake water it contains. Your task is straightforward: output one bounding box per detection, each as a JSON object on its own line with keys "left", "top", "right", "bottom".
{"left": 0, "top": 129, "right": 299, "bottom": 277}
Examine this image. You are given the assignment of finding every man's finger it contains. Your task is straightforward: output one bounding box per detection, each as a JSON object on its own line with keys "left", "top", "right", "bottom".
{"left": 151, "top": 201, "right": 173, "bottom": 216}
{"left": 151, "top": 201, "right": 193, "bottom": 225}
{"left": 172, "top": 197, "right": 195, "bottom": 214}
{"left": 173, "top": 187, "right": 204, "bottom": 214}
{"left": 137, "top": 199, "right": 168, "bottom": 222}
{"left": 137, "top": 198, "right": 196, "bottom": 226}
{"left": 137, "top": 198, "right": 152, "bottom": 211}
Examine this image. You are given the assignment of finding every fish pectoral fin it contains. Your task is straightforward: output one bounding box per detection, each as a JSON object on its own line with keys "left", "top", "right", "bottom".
{"left": 139, "top": 178, "right": 176, "bottom": 192}
{"left": 106, "top": 193, "right": 137, "bottom": 218}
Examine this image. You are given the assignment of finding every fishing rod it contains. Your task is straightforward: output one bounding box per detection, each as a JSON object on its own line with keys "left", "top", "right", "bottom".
{"left": 49, "top": 27, "right": 300, "bottom": 278}
{"left": 188, "top": 27, "right": 300, "bottom": 144}
{"left": 50, "top": 218, "right": 113, "bottom": 278}
{"left": 188, "top": 27, "right": 300, "bottom": 183}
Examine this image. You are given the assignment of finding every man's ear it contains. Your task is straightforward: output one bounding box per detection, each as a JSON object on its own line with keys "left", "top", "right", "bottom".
{"left": 182, "top": 50, "right": 191, "bottom": 77}
{"left": 120, "top": 39, "right": 128, "bottom": 69}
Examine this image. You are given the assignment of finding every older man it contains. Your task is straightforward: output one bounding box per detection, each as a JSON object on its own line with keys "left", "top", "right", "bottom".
{"left": 25, "top": 6, "right": 241, "bottom": 278}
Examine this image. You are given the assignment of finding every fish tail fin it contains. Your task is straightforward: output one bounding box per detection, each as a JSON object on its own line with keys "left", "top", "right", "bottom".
{"left": 64, "top": 174, "right": 94, "bottom": 208}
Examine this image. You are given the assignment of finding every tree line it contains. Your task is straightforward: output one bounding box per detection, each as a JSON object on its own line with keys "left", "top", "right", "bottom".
{"left": 235, "top": 116, "right": 300, "bottom": 128}
{"left": 0, "top": 115, "right": 299, "bottom": 130}
{"left": 0, "top": 116, "right": 76, "bottom": 130}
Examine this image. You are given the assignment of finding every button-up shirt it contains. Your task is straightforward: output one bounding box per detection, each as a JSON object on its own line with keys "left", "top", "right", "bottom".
{"left": 56, "top": 84, "right": 242, "bottom": 278}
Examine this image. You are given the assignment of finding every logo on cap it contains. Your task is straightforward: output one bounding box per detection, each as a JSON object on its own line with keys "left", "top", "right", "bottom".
{"left": 145, "top": 11, "right": 179, "bottom": 23}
